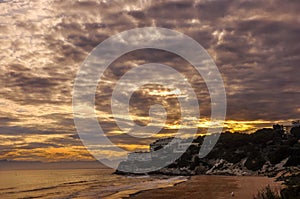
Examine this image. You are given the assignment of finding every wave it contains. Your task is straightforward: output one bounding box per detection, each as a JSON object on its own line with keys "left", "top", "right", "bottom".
{"left": 103, "top": 176, "right": 189, "bottom": 199}
{"left": 0, "top": 187, "right": 17, "bottom": 191}
{"left": 0, "top": 169, "right": 188, "bottom": 199}
{"left": 62, "top": 180, "right": 88, "bottom": 185}
{"left": 2, "top": 180, "right": 91, "bottom": 195}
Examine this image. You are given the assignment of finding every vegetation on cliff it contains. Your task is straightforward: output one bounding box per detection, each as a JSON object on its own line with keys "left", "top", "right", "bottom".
{"left": 116, "top": 126, "right": 300, "bottom": 176}
{"left": 165, "top": 126, "right": 300, "bottom": 174}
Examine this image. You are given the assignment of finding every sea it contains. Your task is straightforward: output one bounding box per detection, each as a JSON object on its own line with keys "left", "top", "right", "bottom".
{"left": 0, "top": 168, "right": 187, "bottom": 199}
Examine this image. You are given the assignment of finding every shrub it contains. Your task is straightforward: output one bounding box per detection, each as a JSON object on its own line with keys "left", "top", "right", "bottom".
{"left": 254, "top": 185, "right": 281, "bottom": 199}
{"left": 245, "top": 154, "right": 265, "bottom": 171}
{"left": 280, "top": 174, "right": 300, "bottom": 199}
{"left": 268, "top": 145, "right": 291, "bottom": 165}
{"left": 291, "top": 127, "right": 300, "bottom": 139}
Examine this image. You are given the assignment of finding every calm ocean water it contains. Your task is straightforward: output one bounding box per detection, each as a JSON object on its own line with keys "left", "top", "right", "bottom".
{"left": 0, "top": 169, "right": 187, "bottom": 199}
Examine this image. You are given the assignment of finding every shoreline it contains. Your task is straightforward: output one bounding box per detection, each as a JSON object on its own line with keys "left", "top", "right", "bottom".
{"left": 103, "top": 176, "right": 189, "bottom": 199}
{"left": 126, "top": 179, "right": 186, "bottom": 198}
{"left": 125, "top": 175, "right": 282, "bottom": 199}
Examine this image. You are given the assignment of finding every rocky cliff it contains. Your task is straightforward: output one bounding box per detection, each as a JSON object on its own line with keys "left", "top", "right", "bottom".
{"left": 116, "top": 126, "right": 300, "bottom": 177}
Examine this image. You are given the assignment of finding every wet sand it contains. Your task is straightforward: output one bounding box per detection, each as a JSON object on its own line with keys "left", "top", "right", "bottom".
{"left": 129, "top": 175, "right": 282, "bottom": 199}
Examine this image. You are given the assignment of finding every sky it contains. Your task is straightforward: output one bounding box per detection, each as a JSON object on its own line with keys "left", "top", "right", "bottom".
{"left": 0, "top": 0, "right": 299, "bottom": 162}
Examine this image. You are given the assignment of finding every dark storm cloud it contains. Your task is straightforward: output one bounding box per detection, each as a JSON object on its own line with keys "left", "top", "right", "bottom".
{"left": 127, "top": 11, "right": 146, "bottom": 20}
{"left": 108, "top": 133, "right": 153, "bottom": 145}
{"left": 1, "top": 71, "right": 69, "bottom": 105}
{"left": 46, "top": 135, "right": 82, "bottom": 147}
{"left": 147, "top": 1, "right": 195, "bottom": 20}
{"left": 0, "top": 126, "right": 66, "bottom": 135}
{"left": 0, "top": 117, "right": 19, "bottom": 125}
{"left": 196, "top": 0, "right": 232, "bottom": 22}
{"left": 13, "top": 76, "right": 59, "bottom": 89}
{"left": 18, "top": 142, "right": 61, "bottom": 150}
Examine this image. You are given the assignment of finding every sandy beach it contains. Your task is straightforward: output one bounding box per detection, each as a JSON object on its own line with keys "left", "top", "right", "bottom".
{"left": 128, "top": 175, "right": 282, "bottom": 199}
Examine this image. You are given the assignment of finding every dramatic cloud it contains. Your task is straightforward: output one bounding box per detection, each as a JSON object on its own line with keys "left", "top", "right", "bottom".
{"left": 0, "top": 0, "right": 299, "bottom": 161}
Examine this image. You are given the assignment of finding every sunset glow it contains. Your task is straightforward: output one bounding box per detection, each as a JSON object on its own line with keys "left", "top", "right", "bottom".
{"left": 1, "top": 0, "right": 299, "bottom": 162}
